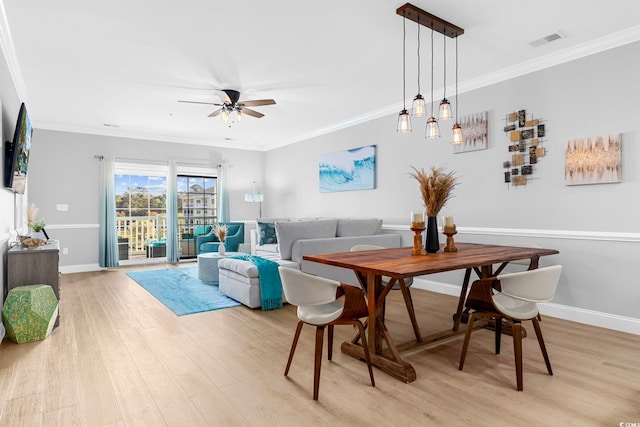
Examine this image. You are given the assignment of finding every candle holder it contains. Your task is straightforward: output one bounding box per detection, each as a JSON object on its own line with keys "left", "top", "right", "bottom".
{"left": 443, "top": 224, "right": 457, "bottom": 252}
{"left": 410, "top": 211, "right": 426, "bottom": 255}
{"left": 410, "top": 223, "right": 427, "bottom": 255}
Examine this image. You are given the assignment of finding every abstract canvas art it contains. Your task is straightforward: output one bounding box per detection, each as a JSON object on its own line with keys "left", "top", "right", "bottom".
{"left": 319, "top": 145, "right": 376, "bottom": 192}
{"left": 454, "top": 111, "right": 488, "bottom": 153}
{"left": 565, "top": 134, "right": 622, "bottom": 185}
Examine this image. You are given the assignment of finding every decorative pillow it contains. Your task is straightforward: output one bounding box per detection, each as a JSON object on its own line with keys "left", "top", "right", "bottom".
{"left": 257, "top": 221, "right": 278, "bottom": 245}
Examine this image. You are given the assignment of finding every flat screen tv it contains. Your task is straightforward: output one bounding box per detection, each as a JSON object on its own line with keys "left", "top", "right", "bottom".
{"left": 3, "top": 102, "right": 32, "bottom": 194}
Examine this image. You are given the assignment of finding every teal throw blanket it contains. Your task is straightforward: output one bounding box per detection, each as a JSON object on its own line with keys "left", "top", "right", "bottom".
{"left": 230, "top": 254, "right": 283, "bottom": 310}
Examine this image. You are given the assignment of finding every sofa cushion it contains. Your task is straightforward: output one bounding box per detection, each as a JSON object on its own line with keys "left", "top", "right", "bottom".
{"left": 336, "top": 218, "right": 382, "bottom": 237}
{"left": 257, "top": 221, "right": 278, "bottom": 245}
{"left": 275, "top": 219, "right": 338, "bottom": 260}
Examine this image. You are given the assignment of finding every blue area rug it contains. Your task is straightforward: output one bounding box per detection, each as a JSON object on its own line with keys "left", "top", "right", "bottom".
{"left": 126, "top": 267, "right": 241, "bottom": 316}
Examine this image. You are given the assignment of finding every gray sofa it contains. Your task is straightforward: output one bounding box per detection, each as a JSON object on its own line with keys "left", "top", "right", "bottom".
{"left": 218, "top": 218, "right": 402, "bottom": 308}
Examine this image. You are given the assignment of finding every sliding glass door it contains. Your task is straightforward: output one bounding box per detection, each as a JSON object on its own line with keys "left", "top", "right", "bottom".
{"left": 177, "top": 175, "right": 218, "bottom": 258}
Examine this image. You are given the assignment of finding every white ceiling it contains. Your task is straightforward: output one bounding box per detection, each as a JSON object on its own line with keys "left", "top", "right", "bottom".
{"left": 2, "top": 1, "right": 640, "bottom": 151}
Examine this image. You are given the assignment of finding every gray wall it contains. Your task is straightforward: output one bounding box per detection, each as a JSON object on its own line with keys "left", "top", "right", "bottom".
{"left": 27, "top": 130, "right": 264, "bottom": 268}
{"left": 264, "top": 41, "right": 640, "bottom": 321}
{"left": 0, "top": 43, "right": 24, "bottom": 298}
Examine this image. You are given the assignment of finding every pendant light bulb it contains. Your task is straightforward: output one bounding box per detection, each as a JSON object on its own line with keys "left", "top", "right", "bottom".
{"left": 412, "top": 94, "right": 426, "bottom": 118}
{"left": 426, "top": 116, "right": 440, "bottom": 139}
{"left": 398, "top": 109, "right": 412, "bottom": 133}
{"left": 439, "top": 99, "right": 452, "bottom": 121}
{"left": 439, "top": 34, "right": 452, "bottom": 121}
{"left": 451, "top": 35, "right": 464, "bottom": 145}
{"left": 451, "top": 122, "right": 464, "bottom": 144}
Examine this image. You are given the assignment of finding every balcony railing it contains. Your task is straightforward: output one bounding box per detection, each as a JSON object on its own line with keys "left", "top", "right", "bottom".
{"left": 116, "top": 216, "right": 168, "bottom": 256}
{"left": 116, "top": 215, "right": 217, "bottom": 258}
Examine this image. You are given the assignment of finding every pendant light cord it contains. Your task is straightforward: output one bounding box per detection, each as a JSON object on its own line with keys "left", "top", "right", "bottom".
{"left": 430, "top": 26, "right": 434, "bottom": 116}
{"left": 455, "top": 35, "right": 459, "bottom": 121}
{"left": 402, "top": 16, "right": 407, "bottom": 109}
{"left": 417, "top": 18, "right": 421, "bottom": 94}
{"left": 443, "top": 35, "right": 447, "bottom": 98}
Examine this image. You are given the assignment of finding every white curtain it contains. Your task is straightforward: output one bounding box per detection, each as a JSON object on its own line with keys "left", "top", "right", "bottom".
{"left": 166, "top": 161, "right": 179, "bottom": 263}
{"left": 218, "top": 160, "right": 230, "bottom": 222}
{"left": 98, "top": 155, "right": 119, "bottom": 267}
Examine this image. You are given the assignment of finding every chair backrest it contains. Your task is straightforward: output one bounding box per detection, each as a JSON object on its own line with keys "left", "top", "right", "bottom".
{"left": 497, "top": 265, "right": 562, "bottom": 303}
{"left": 278, "top": 267, "right": 340, "bottom": 307}
{"left": 194, "top": 225, "right": 212, "bottom": 236}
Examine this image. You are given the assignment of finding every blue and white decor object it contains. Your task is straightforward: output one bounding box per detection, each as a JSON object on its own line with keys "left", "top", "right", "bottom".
{"left": 319, "top": 145, "right": 376, "bottom": 192}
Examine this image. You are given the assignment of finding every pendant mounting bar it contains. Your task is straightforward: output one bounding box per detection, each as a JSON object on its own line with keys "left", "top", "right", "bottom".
{"left": 396, "top": 3, "right": 464, "bottom": 38}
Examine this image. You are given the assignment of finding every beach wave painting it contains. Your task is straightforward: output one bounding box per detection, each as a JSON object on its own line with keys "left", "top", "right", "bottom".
{"left": 319, "top": 145, "right": 376, "bottom": 192}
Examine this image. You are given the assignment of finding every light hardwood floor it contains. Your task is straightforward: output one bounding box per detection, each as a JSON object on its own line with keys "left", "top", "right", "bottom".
{"left": 0, "top": 265, "right": 638, "bottom": 426}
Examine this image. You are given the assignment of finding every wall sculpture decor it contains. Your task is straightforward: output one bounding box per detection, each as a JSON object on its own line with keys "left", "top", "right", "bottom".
{"left": 502, "top": 109, "right": 547, "bottom": 187}
{"left": 565, "top": 134, "right": 622, "bottom": 185}
{"left": 453, "top": 111, "right": 488, "bottom": 154}
{"left": 319, "top": 145, "right": 376, "bottom": 192}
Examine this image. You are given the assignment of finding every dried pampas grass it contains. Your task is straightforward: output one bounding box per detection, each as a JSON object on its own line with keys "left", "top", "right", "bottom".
{"left": 213, "top": 224, "right": 228, "bottom": 242}
{"left": 410, "top": 166, "right": 458, "bottom": 217}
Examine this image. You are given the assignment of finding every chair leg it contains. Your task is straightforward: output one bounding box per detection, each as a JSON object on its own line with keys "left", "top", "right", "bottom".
{"left": 512, "top": 321, "right": 524, "bottom": 391}
{"left": 313, "top": 326, "right": 325, "bottom": 400}
{"left": 532, "top": 317, "right": 553, "bottom": 376}
{"left": 353, "top": 320, "right": 375, "bottom": 387}
{"left": 495, "top": 316, "right": 502, "bottom": 355}
{"left": 327, "top": 325, "right": 334, "bottom": 361}
{"left": 459, "top": 312, "right": 476, "bottom": 370}
{"left": 285, "top": 321, "right": 304, "bottom": 376}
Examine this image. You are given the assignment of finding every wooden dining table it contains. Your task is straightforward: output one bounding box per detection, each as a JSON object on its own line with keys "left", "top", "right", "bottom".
{"left": 303, "top": 242, "right": 559, "bottom": 383}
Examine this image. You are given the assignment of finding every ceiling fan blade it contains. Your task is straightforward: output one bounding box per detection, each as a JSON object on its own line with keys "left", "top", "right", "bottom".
{"left": 240, "top": 108, "right": 264, "bottom": 118}
{"left": 239, "top": 99, "right": 276, "bottom": 107}
{"left": 208, "top": 109, "right": 222, "bottom": 117}
{"left": 178, "top": 100, "right": 223, "bottom": 106}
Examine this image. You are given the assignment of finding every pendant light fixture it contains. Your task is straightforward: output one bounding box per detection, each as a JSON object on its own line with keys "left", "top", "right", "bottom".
{"left": 438, "top": 34, "right": 452, "bottom": 121}
{"left": 451, "top": 35, "right": 464, "bottom": 144}
{"left": 395, "top": 3, "right": 464, "bottom": 137}
{"left": 397, "top": 15, "right": 411, "bottom": 133}
{"left": 411, "top": 17, "right": 426, "bottom": 118}
{"left": 425, "top": 25, "right": 440, "bottom": 139}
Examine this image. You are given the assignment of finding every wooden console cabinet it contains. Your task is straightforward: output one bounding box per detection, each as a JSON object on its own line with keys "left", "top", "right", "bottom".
{"left": 7, "top": 240, "right": 60, "bottom": 327}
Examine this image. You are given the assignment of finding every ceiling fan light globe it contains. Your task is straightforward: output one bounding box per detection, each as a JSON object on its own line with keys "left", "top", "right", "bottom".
{"left": 220, "top": 108, "right": 230, "bottom": 123}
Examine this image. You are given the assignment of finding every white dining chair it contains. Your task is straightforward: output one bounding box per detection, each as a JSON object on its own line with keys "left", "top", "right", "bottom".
{"left": 458, "top": 265, "right": 562, "bottom": 391}
{"left": 278, "top": 266, "right": 375, "bottom": 400}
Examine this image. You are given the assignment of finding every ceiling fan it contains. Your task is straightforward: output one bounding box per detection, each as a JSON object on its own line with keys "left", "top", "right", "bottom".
{"left": 178, "top": 89, "right": 276, "bottom": 125}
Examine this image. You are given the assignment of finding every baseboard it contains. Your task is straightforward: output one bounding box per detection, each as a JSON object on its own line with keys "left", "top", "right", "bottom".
{"left": 412, "top": 278, "right": 640, "bottom": 336}
{"left": 59, "top": 263, "right": 105, "bottom": 274}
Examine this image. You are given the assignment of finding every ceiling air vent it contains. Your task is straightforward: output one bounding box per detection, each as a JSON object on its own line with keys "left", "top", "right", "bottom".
{"left": 529, "top": 31, "right": 565, "bottom": 48}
